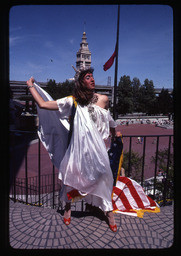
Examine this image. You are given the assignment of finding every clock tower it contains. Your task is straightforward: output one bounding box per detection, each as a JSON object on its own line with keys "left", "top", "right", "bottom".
{"left": 76, "top": 32, "right": 91, "bottom": 70}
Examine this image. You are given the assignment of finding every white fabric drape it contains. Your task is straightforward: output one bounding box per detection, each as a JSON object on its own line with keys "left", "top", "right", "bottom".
{"left": 34, "top": 81, "right": 117, "bottom": 211}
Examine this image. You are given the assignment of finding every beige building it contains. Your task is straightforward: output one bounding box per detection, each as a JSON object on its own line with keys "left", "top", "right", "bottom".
{"left": 76, "top": 32, "right": 91, "bottom": 70}
{"left": 75, "top": 32, "right": 113, "bottom": 104}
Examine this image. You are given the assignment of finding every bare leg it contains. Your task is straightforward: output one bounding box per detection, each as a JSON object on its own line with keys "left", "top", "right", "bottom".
{"left": 63, "top": 202, "right": 71, "bottom": 225}
{"left": 106, "top": 211, "right": 117, "bottom": 232}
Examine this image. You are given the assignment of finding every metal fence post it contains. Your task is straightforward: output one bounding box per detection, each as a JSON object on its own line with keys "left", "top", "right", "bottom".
{"left": 53, "top": 165, "right": 55, "bottom": 209}
{"left": 163, "top": 135, "right": 172, "bottom": 206}
{"left": 38, "top": 138, "right": 41, "bottom": 206}
{"left": 141, "top": 136, "right": 146, "bottom": 186}
{"left": 25, "top": 141, "right": 28, "bottom": 204}
{"left": 128, "top": 137, "right": 132, "bottom": 177}
{"left": 12, "top": 132, "right": 16, "bottom": 202}
{"left": 153, "top": 136, "right": 159, "bottom": 198}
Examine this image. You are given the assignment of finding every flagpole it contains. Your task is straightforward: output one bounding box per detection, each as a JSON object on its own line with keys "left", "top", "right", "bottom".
{"left": 113, "top": 5, "right": 120, "bottom": 120}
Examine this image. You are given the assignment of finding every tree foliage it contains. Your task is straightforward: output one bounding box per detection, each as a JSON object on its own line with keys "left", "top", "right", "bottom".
{"left": 44, "top": 75, "right": 173, "bottom": 116}
{"left": 132, "top": 77, "right": 141, "bottom": 112}
{"left": 151, "top": 147, "right": 174, "bottom": 179}
{"left": 151, "top": 147, "right": 174, "bottom": 200}
{"left": 45, "top": 79, "right": 74, "bottom": 100}
{"left": 155, "top": 88, "right": 173, "bottom": 115}
{"left": 116, "top": 75, "right": 173, "bottom": 115}
{"left": 141, "top": 79, "right": 156, "bottom": 114}
{"left": 117, "top": 75, "right": 133, "bottom": 114}
{"left": 122, "top": 150, "right": 143, "bottom": 182}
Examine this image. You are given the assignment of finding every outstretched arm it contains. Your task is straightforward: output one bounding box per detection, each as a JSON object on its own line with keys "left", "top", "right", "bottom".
{"left": 27, "top": 77, "right": 58, "bottom": 110}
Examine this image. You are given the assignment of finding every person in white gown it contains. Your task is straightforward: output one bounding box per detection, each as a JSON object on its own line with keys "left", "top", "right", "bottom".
{"left": 26, "top": 67, "right": 117, "bottom": 232}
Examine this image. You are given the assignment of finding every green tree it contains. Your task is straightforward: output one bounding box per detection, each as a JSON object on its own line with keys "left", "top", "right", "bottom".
{"left": 132, "top": 77, "right": 142, "bottom": 112}
{"left": 116, "top": 76, "right": 156, "bottom": 115}
{"left": 58, "top": 80, "right": 75, "bottom": 99}
{"left": 46, "top": 79, "right": 57, "bottom": 99}
{"left": 139, "top": 79, "right": 156, "bottom": 114}
{"left": 156, "top": 88, "right": 173, "bottom": 115}
{"left": 117, "top": 75, "right": 133, "bottom": 114}
{"left": 46, "top": 79, "right": 74, "bottom": 100}
{"left": 122, "top": 151, "right": 143, "bottom": 182}
{"left": 169, "top": 89, "right": 174, "bottom": 115}
{"left": 151, "top": 148, "right": 173, "bottom": 179}
{"left": 151, "top": 147, "right": 174, "bottom": 200}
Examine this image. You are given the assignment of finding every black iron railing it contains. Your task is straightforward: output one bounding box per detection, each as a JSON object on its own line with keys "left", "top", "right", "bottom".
{"left": 122, "top": 134, "right": 174, "bottom": 205}
{"left": 9, "top": 130, "right": 174, "bottom": 209}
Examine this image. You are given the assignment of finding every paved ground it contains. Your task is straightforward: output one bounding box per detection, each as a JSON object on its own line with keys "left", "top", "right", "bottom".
{"left": 9, "top": 199, "right": 174, "bottom": 249}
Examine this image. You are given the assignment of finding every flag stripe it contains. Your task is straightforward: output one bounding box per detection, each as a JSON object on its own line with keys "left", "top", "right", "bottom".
{"left": 119, "top": 177, "right": 145, "bottom": 209}
{"left": 113, "top": 186, "right": 133, "bottom": 210}
{"left": 113, "top": 197, "right": 126, "bottom": 212}
{"left": 113, "top": 180, "right": 139, "bottom": 211}
{"left": 146, "top": 194, "right": 157, "bottom": 207}
{"left": 112, "top": 176, "right": 160, "bottom": 217}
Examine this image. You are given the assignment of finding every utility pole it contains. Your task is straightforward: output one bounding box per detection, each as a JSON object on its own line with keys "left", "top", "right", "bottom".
{"left": 113, "top": 5, "right": 120, "bottom": 120}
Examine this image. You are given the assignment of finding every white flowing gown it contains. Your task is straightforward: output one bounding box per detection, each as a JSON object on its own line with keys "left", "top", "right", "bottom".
{"left": 34, "top": 82, "right": 117, "bottom": 212}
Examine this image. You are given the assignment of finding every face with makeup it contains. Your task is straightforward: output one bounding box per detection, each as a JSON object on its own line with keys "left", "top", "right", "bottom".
{"left": 82, "top": 72, "right": 95, "bottom": 90}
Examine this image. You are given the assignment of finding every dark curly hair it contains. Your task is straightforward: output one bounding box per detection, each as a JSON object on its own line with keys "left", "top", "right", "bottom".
{"left": 73, "top": 68, "right": 94, "bottom": 106}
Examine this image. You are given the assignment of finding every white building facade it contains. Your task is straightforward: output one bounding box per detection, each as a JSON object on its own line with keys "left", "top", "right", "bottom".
{"left": 76, "top": 32, "right": 91, "bottom": 70}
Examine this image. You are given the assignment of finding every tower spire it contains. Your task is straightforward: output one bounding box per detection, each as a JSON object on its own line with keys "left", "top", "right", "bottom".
{"left": 76, "top": 31, "right": 91, "bottom": 70}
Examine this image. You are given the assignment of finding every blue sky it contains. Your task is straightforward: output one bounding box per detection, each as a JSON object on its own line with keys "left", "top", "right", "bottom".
{"left": 9, "top": 4, "right": 173, "bottom": 88}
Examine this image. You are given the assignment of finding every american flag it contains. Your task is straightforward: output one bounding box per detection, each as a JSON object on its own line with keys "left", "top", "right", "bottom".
{"left": 112, "top": 176, "right": 160, "bottom": 218}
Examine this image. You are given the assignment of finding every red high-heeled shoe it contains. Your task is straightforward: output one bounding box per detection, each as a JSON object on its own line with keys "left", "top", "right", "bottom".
{"left": 63, "top": 217, "right": 71, "bottom": 225}
{"left": 106, "top": 212, "right": 117, "bottom": 232}
{"left": 109, "top": 224, "right": 117, "bottom": 232}
{"left": 63, "top": 203, "right": 71, "bottom": 225}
